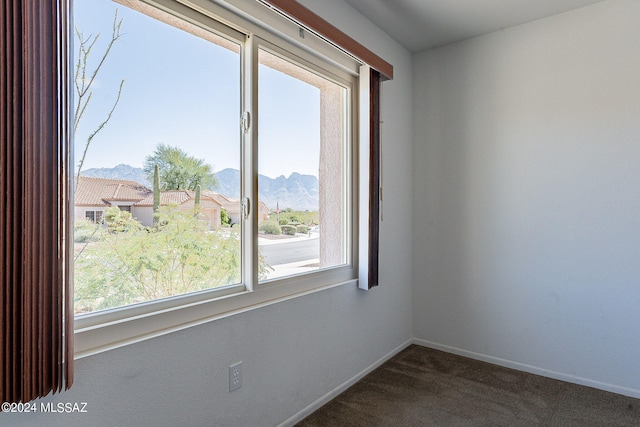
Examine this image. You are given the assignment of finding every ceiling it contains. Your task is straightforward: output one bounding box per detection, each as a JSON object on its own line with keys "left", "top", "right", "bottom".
{"left": 343, "top": 0, "right": 607, "bottom": 52}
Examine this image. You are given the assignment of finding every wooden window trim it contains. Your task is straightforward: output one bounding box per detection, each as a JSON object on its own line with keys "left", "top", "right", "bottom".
{"left": 261, "top": 0, "right": 393, "bottom": 81}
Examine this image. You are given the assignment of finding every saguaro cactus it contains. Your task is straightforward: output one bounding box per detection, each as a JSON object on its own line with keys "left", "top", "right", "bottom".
{"left": 153, "top": 164, "right": 160, "bottom": 225}
{"left": 194, "top": 184, "right": 201, "bottom": 215}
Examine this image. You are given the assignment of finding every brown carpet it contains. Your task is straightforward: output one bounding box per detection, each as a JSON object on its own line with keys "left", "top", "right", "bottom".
{"left": 297, "top": 345, "right": 640, "bottom": 426}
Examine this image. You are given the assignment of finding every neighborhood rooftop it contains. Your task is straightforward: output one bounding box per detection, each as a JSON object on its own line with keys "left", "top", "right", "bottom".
{"left": 76, "top": 176, "right": 224, "bottom": 207}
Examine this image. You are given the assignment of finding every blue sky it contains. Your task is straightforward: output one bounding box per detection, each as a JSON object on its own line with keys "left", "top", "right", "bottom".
{"left": 74, "top": 0, "right": 321, "bottom": 178}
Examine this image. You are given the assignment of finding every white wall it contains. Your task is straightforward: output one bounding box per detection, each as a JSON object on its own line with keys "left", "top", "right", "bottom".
{"left": 413, "top": 0, "right": 640, "bottom": 397}
{"left": 1, "top": 1, "right": 413, "bottom": 426}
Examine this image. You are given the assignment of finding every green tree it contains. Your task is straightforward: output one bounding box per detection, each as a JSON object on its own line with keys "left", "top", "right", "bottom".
{"left": 143, "top": 144, "right": 219, "bottom": 191}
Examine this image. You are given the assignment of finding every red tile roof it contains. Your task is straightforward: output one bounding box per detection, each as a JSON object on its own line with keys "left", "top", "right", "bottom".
{"left": 76, "top": 177, "right": 224, "bottom": 208}
{"left": 204, "top": 191, "right": 240, "bottom": 210}
{"left": 75, "top": 176, "right": 151, "bottom": 206}
{"left": 136, "top": 190, "right": 192, "bottom": 207}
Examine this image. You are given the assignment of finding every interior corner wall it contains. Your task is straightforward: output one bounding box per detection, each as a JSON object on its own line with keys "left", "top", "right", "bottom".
{"left": 1, "top": 0, "right": 413, "bottom": 426}
{"left": 412, "top": 0, "right": 640, "bottom": 397}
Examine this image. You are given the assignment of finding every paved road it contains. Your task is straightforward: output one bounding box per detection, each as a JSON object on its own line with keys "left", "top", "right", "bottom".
{"left": 260, "top": 238, "right": 319, "bottom": 266}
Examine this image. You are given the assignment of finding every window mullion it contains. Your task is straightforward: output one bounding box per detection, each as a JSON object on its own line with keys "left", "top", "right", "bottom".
{"left": 242, "top": 34, "right": 259, "bottom": 291}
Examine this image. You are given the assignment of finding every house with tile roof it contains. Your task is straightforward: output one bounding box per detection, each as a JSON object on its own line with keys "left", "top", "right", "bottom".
{"left": 75, "top": 176, "right": 222, "bottom": 228}
{"left": 206, "top": 192, "right": 241, "bottom": 225}
{"left": 205, "top": 192, "right": 270, "bottom": 225}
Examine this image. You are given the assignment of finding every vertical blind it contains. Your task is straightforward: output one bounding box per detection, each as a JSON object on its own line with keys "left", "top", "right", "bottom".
{"left": 368, "top": 69, "right": 381, "bottom": 288}
{"left": 1, "top": 0, "right": 73, "bottom": 404}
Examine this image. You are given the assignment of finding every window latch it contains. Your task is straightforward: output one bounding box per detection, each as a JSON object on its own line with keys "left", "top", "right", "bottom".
{"left": 241, "top": 111, "right": 251, "bottom": 134}
{"left": 242, "top": 197, "right": 251, "bottom": 220}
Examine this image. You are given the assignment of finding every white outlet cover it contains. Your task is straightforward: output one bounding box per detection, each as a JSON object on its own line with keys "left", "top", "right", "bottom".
{"left": 229, "top": 361, "right": 242, "bottom": 392}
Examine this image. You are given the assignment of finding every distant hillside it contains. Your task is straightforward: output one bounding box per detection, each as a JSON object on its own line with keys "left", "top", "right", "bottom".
{"left": 82, "top": 165, "right": 319, "bottom": 211}
{"left": 216, "top": 168, "right": 319, "bottom": 211}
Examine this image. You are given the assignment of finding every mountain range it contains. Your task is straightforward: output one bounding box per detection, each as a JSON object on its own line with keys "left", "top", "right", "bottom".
{"left": 82, "top": 164, "right": 319, "bottom": 211}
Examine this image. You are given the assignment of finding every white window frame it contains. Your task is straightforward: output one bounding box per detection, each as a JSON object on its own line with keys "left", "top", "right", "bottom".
{"left": 74, "top": 0, "right": 364, "bottom": 358}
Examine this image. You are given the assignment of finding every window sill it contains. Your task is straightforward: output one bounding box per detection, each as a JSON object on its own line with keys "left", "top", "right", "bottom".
{"left": 74, "top": 276, "right": 358, "bottom": 359}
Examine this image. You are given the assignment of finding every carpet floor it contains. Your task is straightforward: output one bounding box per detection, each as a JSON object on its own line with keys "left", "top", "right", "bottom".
{"left": 297, "top": 345, "right": 640, "bottom": 426}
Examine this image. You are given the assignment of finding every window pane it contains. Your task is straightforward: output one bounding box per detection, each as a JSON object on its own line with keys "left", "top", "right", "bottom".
{"left": 73, "top": 0, "right": 242, "bottom": 314}
{"left": 258, "top": 48, "right": 349, "bottom": 281}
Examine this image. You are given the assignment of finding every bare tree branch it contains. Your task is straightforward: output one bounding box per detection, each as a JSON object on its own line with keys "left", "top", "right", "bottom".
{"left": 75, "top": 79, "right": 125, "bottom": 191}
{"left": 74, "top": 10, "right": 125, "bottom": 190}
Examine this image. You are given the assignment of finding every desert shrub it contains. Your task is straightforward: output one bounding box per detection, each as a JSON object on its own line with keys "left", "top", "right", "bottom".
{"left": 221, "top": 208, "right": 231, "bottom": 226}
{"left": 277, "top": 210, "right": 318, "bottom": 226}
{"left": 104, "top": 206, "right": 143, "bottom": 233}
{"left": 259, "top": 220, "right": 281, "bottom": 235}
{"left": 74, "top": 219, "right": 104, "bottom": 243}
{"left": 281, "top": 224, "right": 297, "bottom": 236}
{"left": 74, "top": 206, "right": 248, "bottom": 312}
{"left": 296, "top": 224, "right": 309, "bottom": 234}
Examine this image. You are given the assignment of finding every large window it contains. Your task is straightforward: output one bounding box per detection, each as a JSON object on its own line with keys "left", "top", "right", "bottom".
{"left": 73, "top": 0, "right": 360, "bottom": 355}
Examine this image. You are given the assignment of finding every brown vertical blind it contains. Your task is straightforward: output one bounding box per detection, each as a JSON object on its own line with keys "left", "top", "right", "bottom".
{"left": 1, "top": 0, "right": 73, "bottom": 404}
{"left": 368, "top": 69, "right": 381, "bottom": 288}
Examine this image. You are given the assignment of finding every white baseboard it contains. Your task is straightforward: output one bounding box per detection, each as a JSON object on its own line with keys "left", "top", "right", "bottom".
{"left": 413, "top": 338, "right": 640, "bottom": 399}
{"left": 279, "top": 339, "right": 413, "bottom": 427}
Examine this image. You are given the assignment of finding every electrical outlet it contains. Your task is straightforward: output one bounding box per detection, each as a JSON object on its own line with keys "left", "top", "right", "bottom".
{"left": 229, "top": 361, "right": 242, "bottom": 392}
